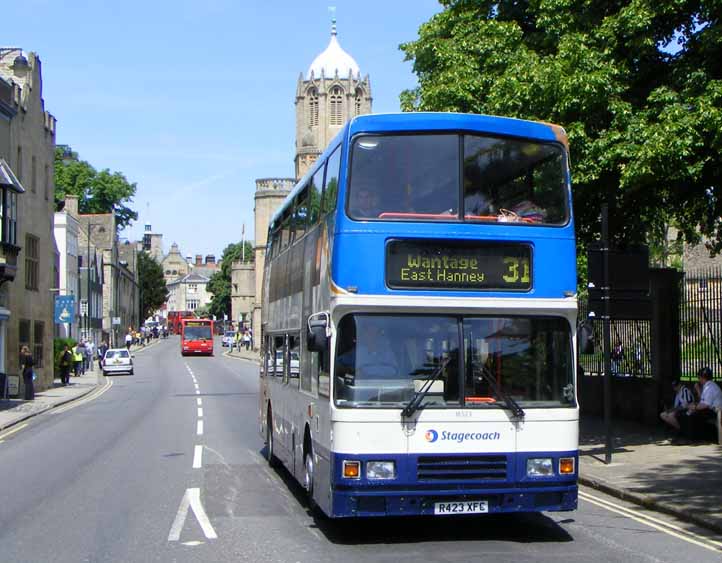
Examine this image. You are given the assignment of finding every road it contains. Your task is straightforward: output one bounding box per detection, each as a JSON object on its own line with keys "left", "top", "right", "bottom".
{"left": 0, "top": 337, "right": 720, "bottom": 562}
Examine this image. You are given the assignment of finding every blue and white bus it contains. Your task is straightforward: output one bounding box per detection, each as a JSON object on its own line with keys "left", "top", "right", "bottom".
{"left": 260, "top": 112, "right": 578, "bottom": 518}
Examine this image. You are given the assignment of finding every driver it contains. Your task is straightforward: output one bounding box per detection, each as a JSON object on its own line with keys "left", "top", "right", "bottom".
{"left": 354, "top": 322, "right": 398, "bottom": 376}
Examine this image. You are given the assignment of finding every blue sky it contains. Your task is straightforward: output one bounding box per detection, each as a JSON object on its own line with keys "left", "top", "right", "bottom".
{"left": 4, "top": 0, "right": 442, "bottom": 258}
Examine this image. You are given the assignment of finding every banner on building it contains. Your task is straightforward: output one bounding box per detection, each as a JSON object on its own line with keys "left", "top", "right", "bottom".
{"left": 54, "top": 295, "right": 75, "bottom": 324}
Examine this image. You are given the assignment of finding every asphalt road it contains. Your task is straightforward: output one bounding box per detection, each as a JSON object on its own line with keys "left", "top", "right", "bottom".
{"left": 0, "top": 337, "right": 720, "bottom": 562}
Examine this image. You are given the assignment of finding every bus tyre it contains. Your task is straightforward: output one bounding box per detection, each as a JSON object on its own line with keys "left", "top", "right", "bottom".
{"left": 304, "top": 450, "right": 315, "bottom": 504}
{"left": 265, "top": 412, "right": 277, "bottom": 467}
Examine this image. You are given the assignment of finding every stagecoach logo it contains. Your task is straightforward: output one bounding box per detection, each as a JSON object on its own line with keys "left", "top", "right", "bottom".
{"left": 425, "top": 428, "right": 501, "bottom": 444}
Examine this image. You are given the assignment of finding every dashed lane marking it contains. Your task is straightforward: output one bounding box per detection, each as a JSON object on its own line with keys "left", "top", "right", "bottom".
{"left": 196, "top": 398, "right": 202, "bottom": 406}
{"left": 197, "top": 408, "right": 203, "bottom": 418}
{"left": 193, "top": 445, "right": 203, "bottom": 469}
{"left": 579, "top": 490, "right": 722, "bottom": 552}
{"left": 197, "top": 420, "right": 204, "bottom": 436}
{"left": 168, "top": 488, "right": 217, "bottom": 541}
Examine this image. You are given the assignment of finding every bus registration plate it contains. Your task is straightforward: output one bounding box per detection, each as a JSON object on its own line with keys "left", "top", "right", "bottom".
{"left": 434, "top": 500, "right": 488, "bottom": 515}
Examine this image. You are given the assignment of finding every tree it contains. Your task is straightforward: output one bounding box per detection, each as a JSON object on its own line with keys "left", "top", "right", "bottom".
{"left": 138, "top": 251, "right": 168, "bottom": 321}
{"left": 54, "top": 147, "right": 139, "bottom": 229}
{"left": 207, "top": 241, "right": 254, "bottom": 320}
{"left": 400, "top": 1, "right": 722, "bottom": 253}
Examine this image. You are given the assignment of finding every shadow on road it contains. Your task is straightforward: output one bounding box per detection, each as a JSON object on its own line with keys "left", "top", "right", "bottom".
{"left": 262, "top": 447, "right": 574, "bottom": 546}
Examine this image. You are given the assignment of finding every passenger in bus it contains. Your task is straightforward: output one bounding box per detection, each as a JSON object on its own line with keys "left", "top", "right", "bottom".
{"left": 350, "top": 186, "right": 381, "bottom": 219}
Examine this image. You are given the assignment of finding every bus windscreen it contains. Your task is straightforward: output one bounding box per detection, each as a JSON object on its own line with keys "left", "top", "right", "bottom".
{"left": 348, "top": 133, "right": 567, "bottom": 224}
{"left": 184, "top": 325, "right": 212, "bottom": 341}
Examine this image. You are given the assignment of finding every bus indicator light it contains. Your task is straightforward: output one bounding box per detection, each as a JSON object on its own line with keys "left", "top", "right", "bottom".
{"left": 559, "top": 458, "right": 575, "bottom": 474}
{"left": 343, "top": 460, "right": 361, "bottom": 479}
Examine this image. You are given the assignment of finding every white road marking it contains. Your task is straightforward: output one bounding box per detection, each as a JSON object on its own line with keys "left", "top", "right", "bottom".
{"left": 195, "top": 389, "right": 200, "bottom": 395}
{"left": 579, "top": 491, "right": 722, "bottom": 552}
{"left": 181, "top": 541, "right": 204, "bottom": 546}
{"left": 196, "top": 398, "right": 202, "bottom": 406}
{"left": 167, "top": 488, "right": 217, "bottom": 541}
{"left": 197, "top": 407, "right": 203, "bottom": 418}
{"left": 197, "top": 420, "right": 204, "bottom": 436}
{"left": 193, "top": 445, "right": 203, "bottom": 469}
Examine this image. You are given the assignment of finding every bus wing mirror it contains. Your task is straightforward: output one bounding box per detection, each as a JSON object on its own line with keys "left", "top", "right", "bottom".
{"left": 579, "top": 320, "right": 595, "bottom": 355}
{"left": 307, "top": 313, "right": 330, "bottom": 352}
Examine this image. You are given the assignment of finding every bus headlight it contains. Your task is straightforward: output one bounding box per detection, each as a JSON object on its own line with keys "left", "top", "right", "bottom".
{"left": 366, "top": 461, "right": 396, "bottom": 480}
{"left": 526, "top": 458, "right": 554, "bottom": 477}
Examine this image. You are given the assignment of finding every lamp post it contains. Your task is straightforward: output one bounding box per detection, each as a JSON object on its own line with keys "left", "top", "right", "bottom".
{"left": 85, "top": 223, "right": 103, "bottom": 345}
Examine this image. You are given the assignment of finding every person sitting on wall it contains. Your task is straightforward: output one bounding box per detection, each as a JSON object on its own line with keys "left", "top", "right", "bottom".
{"left": 680, "top": 367, "right": 722, "bottom": 441}
{"left": 660, "top": 379, "right": 694, "bottom": 431}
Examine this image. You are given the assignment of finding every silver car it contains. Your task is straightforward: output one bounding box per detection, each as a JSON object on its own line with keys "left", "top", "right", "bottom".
{"left": 102, "top": 348, "right": 134, "bottom": 376}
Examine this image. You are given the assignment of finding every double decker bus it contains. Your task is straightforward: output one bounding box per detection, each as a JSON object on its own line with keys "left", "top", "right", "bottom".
{"left": 168, "top": 311, "right": 193, "bottom": 335}
{"left": 260, "top": 113, "right": 578, "bottom": 518}
{"left": 180, "top": 318, "right": 214, "bottom": 356}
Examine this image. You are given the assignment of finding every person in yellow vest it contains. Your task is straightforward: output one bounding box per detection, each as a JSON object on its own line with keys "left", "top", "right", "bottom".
{"left": 71, "top": 343, "right": 84, "bottom": 377}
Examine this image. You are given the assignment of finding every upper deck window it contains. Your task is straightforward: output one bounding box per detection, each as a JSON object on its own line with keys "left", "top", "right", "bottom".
{"left": 347, "top": 133, "right": 568, "bottom": 225}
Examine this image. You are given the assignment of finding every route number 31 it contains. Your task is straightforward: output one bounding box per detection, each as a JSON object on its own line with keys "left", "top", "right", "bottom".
{"left": 502, "top": 257, "right": 531, "bottom": 284}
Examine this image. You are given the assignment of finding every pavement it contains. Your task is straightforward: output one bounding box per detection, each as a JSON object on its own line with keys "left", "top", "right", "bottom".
{"left": 224, "top": 345, "right": 260, "bottom": 363}
{"left": 0, "top": 340, "right": 158, "bottom": 432}
{"left": 579, "top": 415, "right": 722, "bottom": 534}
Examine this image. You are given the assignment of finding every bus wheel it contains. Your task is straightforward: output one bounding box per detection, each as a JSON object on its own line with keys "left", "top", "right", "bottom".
{"left": 265, "top": 411, "right": 277, "bottom": 467}
{"left": 304, "top": 449, "right": 315, "bottom": 504}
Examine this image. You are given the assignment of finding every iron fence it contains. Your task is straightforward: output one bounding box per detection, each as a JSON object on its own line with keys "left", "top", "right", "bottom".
{"left": 680, "top": 267, "right": 722, "bottom": 382}
{"left": 578, "top": 301, "right": 654, "bottom": 379}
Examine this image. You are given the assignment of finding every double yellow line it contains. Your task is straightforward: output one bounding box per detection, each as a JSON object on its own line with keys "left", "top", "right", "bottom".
{"left": 0, "top": 377, "right": 114, "bottom": 443}
{"left": 579, "top": 489, "right": 722, "bottom": 552}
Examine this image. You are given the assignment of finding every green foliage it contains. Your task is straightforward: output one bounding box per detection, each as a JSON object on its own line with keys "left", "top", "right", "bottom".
{"left": 401, "top": 1, "right": 722, "bottom": 254}
{"left": 138, "top": 252, "right": 168, "bottom": 321}
{"left": 207, "top": 241, "right": 254, "bottom": 320}
{"left": 54, "top": 147, "right": 139, "bottom": 229}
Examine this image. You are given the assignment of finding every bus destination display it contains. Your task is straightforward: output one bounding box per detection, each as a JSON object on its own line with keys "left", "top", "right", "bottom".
{"left": 184, "top": 321, "right": 209, "bottom": 327}
{"left": 386, "top": 240, "right": 532, "bottom": 291}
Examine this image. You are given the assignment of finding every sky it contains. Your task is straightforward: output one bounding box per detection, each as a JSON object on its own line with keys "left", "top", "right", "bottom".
{"left": 4, "top": 0, "right": 442, "bottom": 258}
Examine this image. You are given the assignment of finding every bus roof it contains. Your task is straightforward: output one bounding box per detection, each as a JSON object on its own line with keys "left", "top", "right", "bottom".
{"left": 269, "top": 112, "right": 568, "bottom": 227}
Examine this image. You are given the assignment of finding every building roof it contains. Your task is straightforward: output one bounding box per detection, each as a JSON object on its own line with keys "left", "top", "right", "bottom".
{"left": 168, "top": 271, "right": 210, "bottom": 286}
{"left": 307, "top": 22, "right": 360, "bottom": 79}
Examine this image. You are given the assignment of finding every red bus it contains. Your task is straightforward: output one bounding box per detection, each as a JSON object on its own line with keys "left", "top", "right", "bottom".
{"left": 180, "top": 318, "right": 214, "bottom": 356}
{"left": 168, "top": 311, "right": 193, "bottom": 335}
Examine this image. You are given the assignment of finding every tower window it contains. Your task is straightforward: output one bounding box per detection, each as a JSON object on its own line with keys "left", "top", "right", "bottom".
{"left": 330, "top": 86, "right": 344, "bottom": 125}
{"left": 355, "top": 88, "right": 363, "bottom": 115}
{"left": 308, "top": 88, "right": 319, "bottom": 127}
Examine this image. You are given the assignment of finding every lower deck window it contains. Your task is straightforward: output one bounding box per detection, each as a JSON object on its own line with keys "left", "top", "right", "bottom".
{"left": 334, "top": 314, "right": 573, "bottom": 409}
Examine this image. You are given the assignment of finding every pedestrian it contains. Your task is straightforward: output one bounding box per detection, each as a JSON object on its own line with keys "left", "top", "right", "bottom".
{"left": 680, "top": 367, "right": 722, "bottom": 441}
{"left": 57, "top": 344, "right": 73, "bottom": 386}
{"left": 243, "top": 331, "right": 251, "bottom": 351}
{"left": 72, "top": 343, "right": 84, "bottom": 377}
{"left": 98, "top": 340, "right": 109, "bottom": 371}
{"left": 125, "top": 331, "right": 133, "bottom": 350}
{"left": 611, "top": 340, "right": 624, "bottom": 377}
{"left": 76, "top": 340, "right": 87, "bottom": 375}
{"left": 248, "top": 328, "right": 253, "bottom": 349}
{"left": 20, "top": 345, "right": 35, "bottom": 400}
{"left": 660, "top": 379, "right": 694, "bottom": 431}
{"left": 85, "top": 341, "right": 95, "bottom": 372}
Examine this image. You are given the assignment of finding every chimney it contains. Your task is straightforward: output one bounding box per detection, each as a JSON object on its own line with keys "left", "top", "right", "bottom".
{"left": 185, "top": 255, "right": 192, "bottom": 264}
{"left": 65, "top": 195, "right": 79, "bottom": 216}
{"left": 195, "top": 254, "right": 202, "bottom": 266}
{"left": 205, "top": 254, "right": 216, "bottom": 265}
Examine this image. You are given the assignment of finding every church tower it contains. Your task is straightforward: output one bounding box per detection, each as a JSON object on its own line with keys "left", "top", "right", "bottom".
{"left": 294, "top": 18, "right": 372, "bottom": 180}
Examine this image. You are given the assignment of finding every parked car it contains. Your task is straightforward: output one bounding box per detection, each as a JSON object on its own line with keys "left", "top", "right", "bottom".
{"left": 222, "top": 331, "right": 236, "bottom": 347}
{"left": 102, "top": 348, "right": 134, "bottom": 376}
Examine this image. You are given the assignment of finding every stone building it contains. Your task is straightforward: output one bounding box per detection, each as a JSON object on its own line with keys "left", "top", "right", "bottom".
{"left": 247, "top": 22, "right": 372, "bottom": 348}
{"left": 167, "top": 271, "right": 213, "bottom": 313}
{"left": 140, "top": 222, "right": 163, "bottom": 262}
{"left": 231, "top": 258, "right": 255, "bottom": 329}
{"left": 0, "top": 49, "right": 57, "bottom": 392}
{"left": 53, "top": 202, "right": 80, "bottom": 339}
{"left": 161, "top": 242, "right": 190, "bottom": 284}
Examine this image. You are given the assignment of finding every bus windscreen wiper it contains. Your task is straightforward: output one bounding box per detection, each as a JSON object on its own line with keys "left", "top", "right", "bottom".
{"left": 474, "top": 365, "right": 525, "bottom": 419}
{"left": 401, "top": 358, "right": 450, "bottom": 418}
